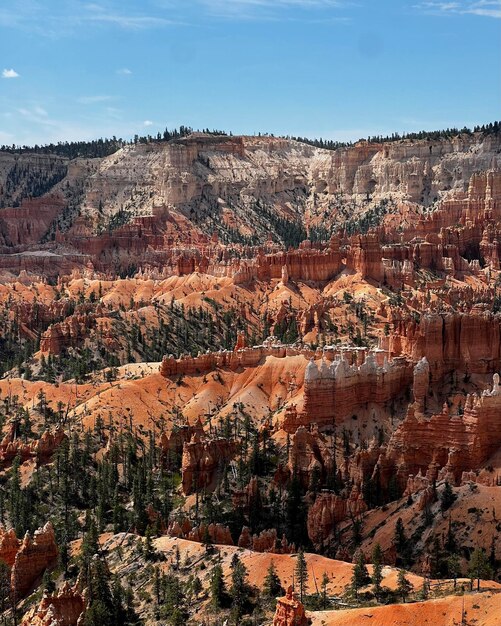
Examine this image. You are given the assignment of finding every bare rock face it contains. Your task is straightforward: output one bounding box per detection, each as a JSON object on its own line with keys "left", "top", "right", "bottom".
{"left": 307, "top": 488, "right": 367, "bottom": 550}
{"left": 11, "top": 522, "right": 58, "bottom": 599}
{"left": 273, "top": 586, "right": 308, "bottom": 626}
{"left": 40, "top": 312, "right": 98, "bottom": 355}
{"left": 301, "top": 352, "right": 413, "bottom": 427}
{"left": 160, "top": 418, "right": 205, "bottom": 468}
{"left": 413, "top": 356, "right": 430, "bottom": 414}
{"left": 1, "top": 132, "right": 499, "bottom": 276}
{"left": 237, "top": 527, "right": 294, "bottom": 554}
{"left": 380, "top": 374, "right": 501, "bottom": 488}
{"left": 187, "top": 523, "right": 233, "bottom": 545}
{"left": 388, "top": 311, "right": 501, "bottom": 380}
{"left": 348, "top": 232, "right": 384, "bottom": 282}
{"left": 167, "top": 518, "right": 233, "bottom": 545}
{"left": 0, "top": 527, "right": 21, "bottom": 567}
{"left": 20, "top": 583, "right": 86, "bottom": 626}
{"left": 0, "top": 196, "right": 66, "bottom": 247}
{"left": 0, "top": 425, "right": 66, "bottom": 469}
{"left": 181, "top": 434, "right": 239, "bottom": 495}
{"left": 287, "top": 425, "right": 335, "bottom": 486}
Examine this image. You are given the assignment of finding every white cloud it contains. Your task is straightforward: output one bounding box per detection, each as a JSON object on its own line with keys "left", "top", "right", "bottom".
{"left": 117, "top": 67, "right": 132, "bottom": 75}
{"left": 143, "top": 120, "right": 154, "bottom": 127}
{"left": 0, "top": 1, "right": 182, "bottom": 37}
{"left": 34, "top": 106, "right": 48, "bottom": 116}
{"left": 415, "top": 1, "right": 501, "bottom": 18}
{"left": 83, "top": 3, "right": 178, "bottom": 29}
{"left": 77, "top": 95, "right": 113, "bottom": 104}
{"left": 202, "top": 0, "right": 345, "bottom": 7}
{"left": 2, "top": 68, "right": 19, "bottom": 78}
{"left": 197, "top": 0, "right": 348, "bottom": 19}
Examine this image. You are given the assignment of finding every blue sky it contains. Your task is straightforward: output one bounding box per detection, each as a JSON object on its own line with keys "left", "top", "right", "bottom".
{"left": 0, "top": 0, "right": 500, "bottom": 146}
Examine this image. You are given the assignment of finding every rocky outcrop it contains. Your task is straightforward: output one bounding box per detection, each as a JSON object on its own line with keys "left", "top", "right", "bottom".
{"left": 301, "top": 352, "right": 413, "bottom": 426}
{"left": 12, "top": 523, "right": 58, "bottom": 598}
{"left": 379, "top": 374, "right": 501, "bottom": 488}
{"left": 0, "top": 196, "right": 66, "bottom": 247}
{"left": 307, "top": 488, "right": 367, "bottom": 550}
{"left": 0, "top": 522, "right": 59, "bottom": 599}
{"left": 167, "top": 519, "right": 233, "bottom": 545}
{"left": 20, "top": 583, "right": 86, "bottom": 626}
{"left": 287, "top": 425, "right": 335, "bottom": 485}
{"left": 413, "top": 357, "right": 430, "bottom": 414}
{"left": 273, "top": 586, "right": 308, "bottom": 626}
{"left": 237, "top": 527, "right": 294, "bottom": 554}
{"left": 0, "top": 527, "right": 21, "bottom": 567}
{"left": 40, "top": 312, "right": 99, "bottom": 355}
{"left": 0, "top": 131, "right": 499, "bottom": 276}
{"left": 348, "top": 232, "right": 384, "bottom": 282}
{"left": 386, "top": 311, "right": 501, "bottom": 380}
{"left": 181, "top": 435, "right": 239, "bottom": 495}
{"left": 0, "top": 426, "right": 66, "bottom": 468}
{"left": 160, "top": 418, "right": 205, "bottom": 468}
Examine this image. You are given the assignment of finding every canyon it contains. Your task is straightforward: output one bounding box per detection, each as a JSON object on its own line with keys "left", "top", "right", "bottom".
{"left": 1, "top": 128, "right": 501, "bottom": 625}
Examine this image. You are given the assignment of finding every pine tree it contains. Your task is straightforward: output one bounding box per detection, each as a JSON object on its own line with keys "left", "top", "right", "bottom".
{"left": 80, "top": 516, "right": 99, "bottom": 588}
{"left": 447, "top": 554, "right": 461, "bottom": 588}
{"left": 440, "top": 481, "right": 456, "bottom": 513}
{"left": 321, "top": 572, "right": 330, "bottom": 609}
{"left": 8, "top": 455, "right": 22, "bottom": 536}
{"left": 161, "top": 573, "right": 186, "bottom": 626}
{"left": 210, "top": 563, "right": 226, "bottom": 609}
{"left": 230, "top": 553, "right": 249, "bottom": 623}
{"left": 143, "top": 526, "right": 154, "bottom": 561}
{"left": 0, "top": 560, "right": 11, "bottom": 616}
{"left": 371, "top": 543, "right": 384, "bottom": 598}
{"left": 351, "top": 551, "right": 370, "bottom": 599}
{"left": 394, "top": 517, "right": 411, "bottom": 566}
{"left": 84, "top": 558, "right": 114, "bottom": 626}
{"left": 192, "top": 576, "right": 202, "bottom": 597}
{"left": 468, "top": 547, "right": 492, "bottom": 591}
{"left": 294, "top": 549, "right": 309, "bottom": 602}
{"left": 285, "top": 472, "right": 307, "bottom": 547}
{"left": 396, "top": 569, "right": 413, "bottom": 603}
{"left": 263, "top": 560, "right": 283, "bottom": 598}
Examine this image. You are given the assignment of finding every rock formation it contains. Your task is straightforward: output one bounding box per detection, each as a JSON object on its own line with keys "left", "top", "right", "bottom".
{"left": 1, "top": 131, "right": 499, "bottom": 276}
{"left": 237, "top": 527, "right": 294, "bottom": 554}
{"left": 181, "top": 435, "right": 239, "bottom": 495}
{"left": 307, "top": 488, "right": 367, "bottom": 549}
{"left": 167, "top": 518, "right": 233, "bottom": 545}
{"left": 20, "top": 583, "right": 86, "bottom": 626}
{"left": 0, "top": 527, "right": 21, "bottom": 567}
{"left": 272, "top": 586, "right": 308, "bottom": 626}
{"left": 370, "top": 374, "right": 501, "bottom": 493}
{"left": 0, "top": 522, "right": 59, "bottom": 599}
{"left": 0, "top": 426, "right": 66, "bottom": 469}
{"left": 301, "top": 352, "right": 412, "bottom": 426}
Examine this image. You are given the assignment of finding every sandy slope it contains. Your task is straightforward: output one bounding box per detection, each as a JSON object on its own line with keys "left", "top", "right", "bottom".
{"left": 311, "top": 592, "right": 501, "bottom": 626}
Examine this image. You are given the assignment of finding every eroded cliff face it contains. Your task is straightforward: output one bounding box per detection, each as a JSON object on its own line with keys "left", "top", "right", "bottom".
{"left": 0, "top": 523, "right": 58, "bottom": 599}
{"left": 386, "top": 310, "right": 501, "bottom": 378}
{"left": 1, "top": 132, "right": 500, "bottom": 273}
{"left": 380, "top": 375, "right": 501, "bottom": 488}
{"left": 180, "top": 434, "right": 239, "bottom": 495}
{"left": 20, "top": 583, "right": 85, "bottom": 626}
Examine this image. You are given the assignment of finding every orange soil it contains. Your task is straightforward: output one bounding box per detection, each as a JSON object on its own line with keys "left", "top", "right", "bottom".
{"left": 0, "top": 354, "right": 309, "bottom": 433}
{"left": 310, "top": 592, "right": 501, "bottom": 626}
